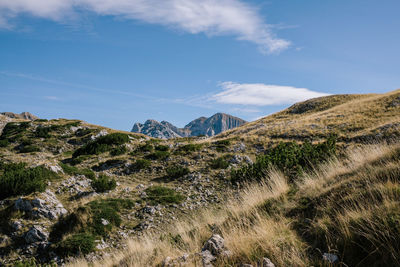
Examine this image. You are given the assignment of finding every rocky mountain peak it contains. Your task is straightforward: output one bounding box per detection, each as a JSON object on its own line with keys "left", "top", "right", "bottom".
{"left": 131, "top": 113, "right": 247, "bottom": 139}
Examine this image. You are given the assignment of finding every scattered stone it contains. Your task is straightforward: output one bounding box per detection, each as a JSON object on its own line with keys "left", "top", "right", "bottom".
{"left": 47, "top": 164, "right": 63, "bottom": 174}
{"left": 101, "top": 218, "right": 110, "bottom": 225}
{"left": 25, "top": 226, "right": 49, "bottom": 244}
{"left": 201, "top": 250, "right": 216, "bottom": 267}
{"left": 259, "top": 257, "right": 275, "bottom": 267}
{"left": 11, "top": 221, "right": 23, "bottom": 231}
{"left": 322, "top": 253, "right": 339, "bottom": 263}
{"left": 136, "top": 184, "right": 145, "bottom": 189}
{"left": 240, "top": 264, "right": 253, "bottom": 267}
{"left": 15, "top": 190, "right": 67, "bottom": 220}
{"left": 232, "top": 142, "right": 246, "bottom": 152}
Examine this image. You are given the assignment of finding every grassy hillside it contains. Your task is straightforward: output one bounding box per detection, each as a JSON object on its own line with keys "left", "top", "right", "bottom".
{"left": 0, "top": 89, "right": 399, "bottom": 266}
{"left": 218, "top": 89, "right": 400, "bottom": 144}
{"left": 69, "top": 143, "right": 400, "bottom": 267}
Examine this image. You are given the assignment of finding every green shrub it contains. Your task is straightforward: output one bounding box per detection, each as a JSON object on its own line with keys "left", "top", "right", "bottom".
{"left": 155, "top": 145, "right": 170, "bottom": 151}
{"left": 210, "top": 156, "right": 230, "bottom": 169}
{"left": 110, "top": 146, "right": 127, "bottom": 156}
{"left": 131, "top": 159, "right": 151, "bottom": 171}
{"left": 0, "top": 122, "right": 29, "bottom": 141}
{"left": 60, "top": 163, "right": 95, "bottom": 180}
{"left": 166, "top": 165, "right": 190, "bottom": 179}
{"left": 69, "top": 155, "right": 90, "bottom": 165}
{"left": 35, "top": 119, "right": 48, "bottom": 122}
{"left": 91, "top": 174, "right": 117, "bottom": 193}
{"left": 138, "top": 143, "right": 154, "bottom": 152}
{"left": 73, "top": 133, "right": 130, "bottom": 157}
{"left": 19, "top": 145, "right": 41, "bottom": 153}
{"left": 145, "top": 186, "right": 185, "bottom": 205}
{"left": 88, "top": 198, "right": 134, "bottom": 236}
{"left": 75, "top": 128, "right": 95, "bottom": 137}
{"left": 0, "top": 139, "right": 9, "bottom": 147}
{"left": 146, "top": 150, "right": 170, "bottom": 160}
{"left": 58, "top": 233, "right": 96, "bottom": 256}
{"left": 214, "top": 139, "right": 231, "bottom": 152}
{"left": 0, "top": 163, "right": 56, "bottom": 200}
{"left": 35, "top": 126, "right": 51, "bottom": 138}
{"left": 179, "top": 144, "right": 203, "bottom": 153}
{"left": 231, "top": 136, "right": 336, "bottom": 184}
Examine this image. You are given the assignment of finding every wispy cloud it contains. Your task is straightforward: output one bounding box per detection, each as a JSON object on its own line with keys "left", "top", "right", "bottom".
{"left": 44, "top": 96, "right": 60, "bottom": 101}
{"left": 211, "top": 82, "right": 329, "bottom": 106}
{"left": 0, "top": 0, "right": 290, "bottom": 53}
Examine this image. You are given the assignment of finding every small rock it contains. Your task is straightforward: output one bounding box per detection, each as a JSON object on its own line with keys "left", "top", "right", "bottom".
{"left": 240, "top": 264, "right": 253, "bottom": 267}
{"left": 201, "top": 250, "right": 216, "bottom": 267}
{"left": 136, "top": 184, "right": 145, "bottom": 189}
{"left": 25, "top": 226, "right": 49, "bottom": 243}
{"left": 101, "top": 218, "right": 110, "bottom": 225}
{"left": 260, "top": 257, "right": 275, "bottom": 267}
{"left": 323, "top": 253, "right": 339, "bottom": 263}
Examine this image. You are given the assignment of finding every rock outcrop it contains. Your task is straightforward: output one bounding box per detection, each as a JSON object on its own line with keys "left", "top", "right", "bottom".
{"left": 1, "top": 112, "right": 39, "bottom": 120}
{"left": 131, "top": 113, "right": 246, "bottom": 139}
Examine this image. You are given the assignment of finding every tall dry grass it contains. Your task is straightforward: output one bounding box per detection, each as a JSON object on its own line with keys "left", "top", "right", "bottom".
{"left": 68, "top": 143, "right": 400, "bottom": 267}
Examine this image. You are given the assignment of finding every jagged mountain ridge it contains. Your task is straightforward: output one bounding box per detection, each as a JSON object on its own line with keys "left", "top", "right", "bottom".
{"left": 131, "top": 113, "right": 247, "bottom": 139}
{"left": 1, "top": 112, "right": 39, "bottom": 120}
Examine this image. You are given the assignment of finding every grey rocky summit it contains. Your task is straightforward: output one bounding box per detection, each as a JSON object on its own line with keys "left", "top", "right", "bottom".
{"left": 131, "top": 113, "right": 246, "bottom": 139}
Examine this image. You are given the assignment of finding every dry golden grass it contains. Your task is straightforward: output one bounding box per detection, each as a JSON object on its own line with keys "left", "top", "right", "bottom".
{"left": 66, "top": 142, "right": 400, "bottom": 267}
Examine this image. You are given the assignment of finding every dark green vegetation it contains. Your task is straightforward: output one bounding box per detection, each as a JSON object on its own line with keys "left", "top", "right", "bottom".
{"left": 58, "top": 233, "right": 96, "bottom": 256}
{"left": 145, "top": 150, "right": 170, "bottom": 160}
{"left": 213, "top": 139, "right": 231, "bottom": 152}
{"left": 145, "top": 186, "right": 185, "bottom": 205}
{"left": 72, "top": 133, "right": 130, "bottom": 158}
{"left": 91, "top": 174, "right": 117, "bottom": 192}
{"left": 0, "top": 122, "right": 30, "bottom": 142}
{"left": 209, "top": 155, "right": 230, "bottom": 169}
{"left": 231, "top": 136, "right": 336, "bottom": 184}
{"left": 110, "top": 146, "right": 127, "bottom": 156}
{"left": 59, "top": 163, "right": 95, "bottom": 180}
{"left": 52, "top": 199, "right": 134, "bottom": 255}
{"left": 130, "top": 159, "right": 151, "bottom": 171}
{"left": 0, "top": 162, "right": 56, "bottom": 200}
{"left": 177, "top": 143, "right": 202, "bottom": 154}
{"left": 166, "top": 165, "right": 190, "bottom": 179}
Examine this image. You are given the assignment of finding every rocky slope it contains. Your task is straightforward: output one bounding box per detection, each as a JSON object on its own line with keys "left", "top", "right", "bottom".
{"left": 0, "top": 89, "right": 399, "bottom": 266}
{"left": 131, "top": 113, "right": 247, "bottom": 139}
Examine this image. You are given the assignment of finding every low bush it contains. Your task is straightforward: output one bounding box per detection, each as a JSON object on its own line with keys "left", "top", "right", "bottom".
{"left": 155, "top": 145, "right": 170, "bottom": 151}
{"left": 0, "top": 122, "right": 30, "bottom": 141}
{"left": 59, "top": 163, "right": 95, "bottom": 180}
{"left": 73, "top": 133, "right": 130, "bottom": 157}
{"left": 19, "top": 145, "right": 41, "bottom": 153}
{"left": 91, "top": 174, "right": 117, "bottom": 192}
{"left": 35, "top": 126, "right": 51, "bottom": 138}
{"left": 58, "top": 233, "right": 96, "bottom": 256}
{"left": 209, "top": 156, "right": 230, "bottom": 169}
{"left": 88, "top": 198, "right": 134, "bottom": 236}
{"left": 146, "top": 150, "right": 170, "bottom": 160}
{"left": 214, "top": 139, "right": 231, "bottom": 152}
{"left": 110, "top": 146, "right": 127, "bottom": 156}
{"left": 69, "top": 155, "right": 90, "bottom": 165}
{"left": 166, "top": 165, "right": 190, "bottom": 179}
{"left": 231, "top": 136, "right": 336, "bottom": 184}
{"left": 179, "top": 144, "right": 203, "bottom": 153}
{"left": 145, "top": 186, "right": 185, "bottom": 205}
{"left": 0, "top": 139, "right": 9, "bottom": 147}
{"left": 0, "top": 163, "right": 56, "bottom": 200}
{"left": 138, "top": 143, "right": 154, "bottom": 152}
{"left": 130, "top": 159, "right": 151, "bottom": 171}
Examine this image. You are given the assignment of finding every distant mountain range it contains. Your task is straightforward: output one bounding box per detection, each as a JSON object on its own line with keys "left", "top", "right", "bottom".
{"left": 131, "top": 113, "right": 247, "bottom": 139}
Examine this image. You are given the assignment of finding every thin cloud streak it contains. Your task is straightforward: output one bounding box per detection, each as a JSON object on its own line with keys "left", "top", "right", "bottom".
{"left": 0, "top": 71, "right": 165, "bottom": 101}
{"left": 0, "top": 0, "right": 290, "bottom": 53}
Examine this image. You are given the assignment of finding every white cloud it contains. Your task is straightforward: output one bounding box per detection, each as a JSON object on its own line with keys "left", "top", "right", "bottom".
{"left": 211, "top": 82, "right": 329, "bottom": 106}
{"left": 0, "top": 0, "right": 290, "bottom": 53}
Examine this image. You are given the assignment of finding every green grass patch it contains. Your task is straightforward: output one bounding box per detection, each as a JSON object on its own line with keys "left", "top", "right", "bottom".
{"left": 178, "top": 143, "right": 203, "bottom": 153}
{"left": 145, "top": 186, "right": 185, "bottom": 205}
{"left": 110, "top": 145, "right": 127, "bottom": 156}
{"left": 58, "top": 233, "right": 96, "bottom": 256}
{"left": 166, "top": 165, "right": 190, "bottom": 179}
{"left": 209, "top": 156, "right": 230, "bottom": 169}
{"left": 59, "top": 163, "right": 95, "bottom": 180}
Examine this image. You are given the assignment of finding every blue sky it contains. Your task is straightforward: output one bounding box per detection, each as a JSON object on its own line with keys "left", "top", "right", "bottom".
{"left": 0, "top": 0, "right": 399, "bottom": 130}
